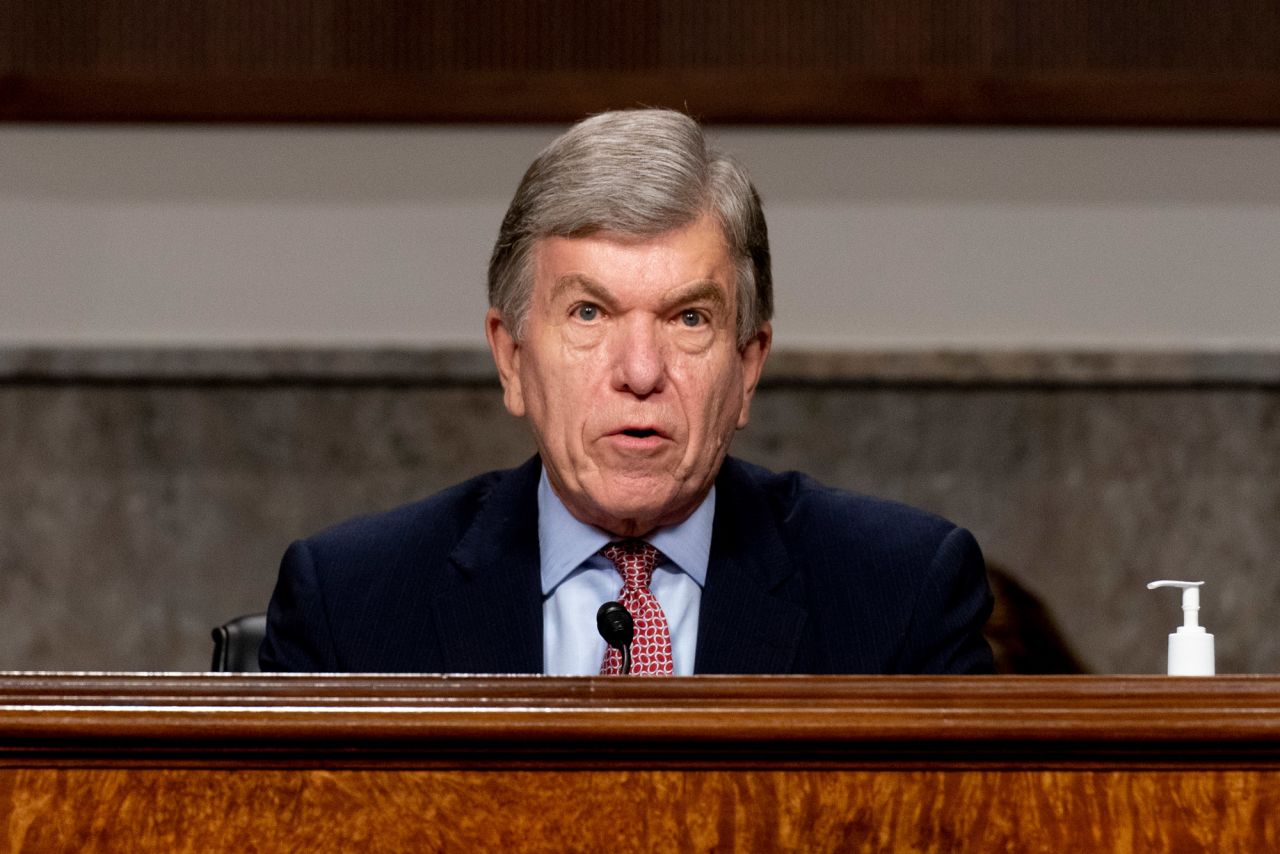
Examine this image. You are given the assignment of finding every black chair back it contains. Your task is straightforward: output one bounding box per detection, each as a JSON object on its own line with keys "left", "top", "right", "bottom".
{"left": 210, "top": 613, "right": 267, "bottom": 672}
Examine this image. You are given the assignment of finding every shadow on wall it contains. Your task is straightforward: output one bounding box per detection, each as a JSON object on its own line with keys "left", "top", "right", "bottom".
{"left": 985, "top": 564, "right": 1089, "bottom": 675}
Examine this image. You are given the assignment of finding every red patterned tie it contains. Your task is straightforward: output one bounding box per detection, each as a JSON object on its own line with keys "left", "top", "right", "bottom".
{"left": 599, "top": 540, "right": 674, "bottom": 675}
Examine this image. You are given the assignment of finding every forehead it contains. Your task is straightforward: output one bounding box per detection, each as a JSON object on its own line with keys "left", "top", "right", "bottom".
{"left": 531, "top": 216, "right": 736, "bottom": 301}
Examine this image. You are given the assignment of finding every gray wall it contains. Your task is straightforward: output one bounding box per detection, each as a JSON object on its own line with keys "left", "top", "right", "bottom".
{"left": 3, "top": 349, "right": 1276, "bottom": 675}
{"left": 3, "top": 126, "right": 1280, "bottom": 350}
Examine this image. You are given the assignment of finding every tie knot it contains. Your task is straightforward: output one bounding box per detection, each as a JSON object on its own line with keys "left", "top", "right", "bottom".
{"left": 600, "top": 540, "right": 660, "bottom": 590}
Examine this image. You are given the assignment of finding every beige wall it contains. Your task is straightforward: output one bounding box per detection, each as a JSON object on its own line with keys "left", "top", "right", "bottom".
{"left": 2, "top": 125, "right": 1279, "bottom": 350}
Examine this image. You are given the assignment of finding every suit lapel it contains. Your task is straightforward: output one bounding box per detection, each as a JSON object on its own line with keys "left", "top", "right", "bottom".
{"left": 694, "top": 459, "right": 807, "bottom": 674}
{"left": 433, "top": 456, "right": 544, "bottom": 673}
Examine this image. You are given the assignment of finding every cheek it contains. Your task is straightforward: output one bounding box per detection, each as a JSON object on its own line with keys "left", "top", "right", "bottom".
{"left": 522, "top": 350, "right": 595, "bottom": 439}
{"left": 676, "top": 359, "right": 744, "bottom": 436}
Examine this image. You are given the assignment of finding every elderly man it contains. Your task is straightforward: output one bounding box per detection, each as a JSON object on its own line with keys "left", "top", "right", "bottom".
{"left": 261, "top": 109, "right": 993, "bottom": 674}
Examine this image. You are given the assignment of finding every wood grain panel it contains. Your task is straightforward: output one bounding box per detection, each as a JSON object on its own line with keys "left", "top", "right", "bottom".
{"left": 3, "top": 1, "right": 1280, "bottom": 124}
{"left": 2, "top": 767, "right": 1278, "bottom": 852}
{"left": 2, "top": 676, "right": 1280, "bottom": 850}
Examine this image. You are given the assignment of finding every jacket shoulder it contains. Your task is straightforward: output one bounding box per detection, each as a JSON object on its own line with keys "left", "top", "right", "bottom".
{"left": 718, "top": 457, "right": 993, "bottom": 674}
{"left": 260, "top": 460, "right": 539, "bottom": 672}
{"left": 301, "top": 467, "right": 508, "bottom": 566}
{"left": 723, "top": 457, "right": 958, "bottom": 547}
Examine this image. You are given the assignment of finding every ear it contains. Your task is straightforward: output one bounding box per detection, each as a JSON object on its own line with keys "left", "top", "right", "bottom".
{"left": 485, "top": 307, "right": 526, "bottom": 417}
{"left": 735, "top": 321, "right": 772, "bottom": 430}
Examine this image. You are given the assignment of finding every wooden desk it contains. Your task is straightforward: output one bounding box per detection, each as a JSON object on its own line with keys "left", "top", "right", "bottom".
{"left": 2, "top": 675, "right": 1278, "bottom": 851}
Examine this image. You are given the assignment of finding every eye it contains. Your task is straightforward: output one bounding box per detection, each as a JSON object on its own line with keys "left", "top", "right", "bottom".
{"left": 679, "top": 309, "right": 705, "bottom": 328}
{"left": 573, "top": 303, "right": 600, "bottom": 322}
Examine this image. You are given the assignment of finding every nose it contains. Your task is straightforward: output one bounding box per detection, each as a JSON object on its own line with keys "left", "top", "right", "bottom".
{"left": 610, "top": 316, "right": 666, "bottom": 397}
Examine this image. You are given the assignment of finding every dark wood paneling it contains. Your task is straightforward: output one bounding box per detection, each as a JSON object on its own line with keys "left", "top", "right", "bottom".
{"left": 4, "top": 674, "right": 1280, "bottom": 761}
{"left": 3, "top": 1, "right": 1280, "bottom": 124}
{"left": 3, "top": 676, "right": 1280, "bottom": 851}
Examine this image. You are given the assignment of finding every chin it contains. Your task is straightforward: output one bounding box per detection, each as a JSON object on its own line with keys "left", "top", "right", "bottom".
{"left": 588, "top": 487, "right": 692, "bottom": 537}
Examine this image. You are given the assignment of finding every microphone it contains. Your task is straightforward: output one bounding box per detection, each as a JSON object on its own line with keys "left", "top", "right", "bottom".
{"left": 596, "top": 601, "right": 634, "bottom": 675}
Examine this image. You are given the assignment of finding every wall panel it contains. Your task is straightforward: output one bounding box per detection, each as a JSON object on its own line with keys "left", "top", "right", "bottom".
{"left": 4, "top": 1, "right": 1280, "bottom": 123}
{"left": 2, "top": 348, "right": 1277, "bottom": 674}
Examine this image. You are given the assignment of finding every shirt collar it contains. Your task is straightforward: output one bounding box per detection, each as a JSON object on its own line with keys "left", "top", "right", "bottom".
{"left": 537, "top": 466, "right": 714, "bottom": 595}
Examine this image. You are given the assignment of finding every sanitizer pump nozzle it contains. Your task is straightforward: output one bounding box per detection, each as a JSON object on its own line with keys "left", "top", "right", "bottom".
{"left": 1146, "top": 580, "right": 1215, "bottom": 676}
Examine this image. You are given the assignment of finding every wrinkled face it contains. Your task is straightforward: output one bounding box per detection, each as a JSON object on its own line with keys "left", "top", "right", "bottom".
{"left": 486, "top": 214, "right": 771, "bottom": 537}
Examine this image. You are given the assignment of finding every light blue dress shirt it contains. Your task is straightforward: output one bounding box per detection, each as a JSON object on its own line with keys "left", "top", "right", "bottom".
{"left": 539, "top": 469, "right": 711, "bottom": 675}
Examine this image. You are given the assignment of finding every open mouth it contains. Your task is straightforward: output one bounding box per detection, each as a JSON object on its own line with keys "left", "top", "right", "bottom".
{"left": 621, "top": 428, "right": 659, "bottom": 439}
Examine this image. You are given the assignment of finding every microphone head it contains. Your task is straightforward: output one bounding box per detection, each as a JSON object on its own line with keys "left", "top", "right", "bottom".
{"left": 596, "top": 601, "right": 635, "bottom": 649}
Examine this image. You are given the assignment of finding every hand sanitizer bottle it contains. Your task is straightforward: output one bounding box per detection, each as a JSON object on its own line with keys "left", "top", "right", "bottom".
{"left": 1146, "top": 580, "right": 1215, "bottom": 676}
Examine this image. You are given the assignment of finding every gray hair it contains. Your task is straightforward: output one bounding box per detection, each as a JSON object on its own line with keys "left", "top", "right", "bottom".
{"left": 487, "top": 109, "right": 772, "bottom": 347}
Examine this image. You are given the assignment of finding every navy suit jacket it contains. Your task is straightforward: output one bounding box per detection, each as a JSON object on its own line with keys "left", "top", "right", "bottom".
{"left": 260, "top": 456, "right": 994, "bottom": 674}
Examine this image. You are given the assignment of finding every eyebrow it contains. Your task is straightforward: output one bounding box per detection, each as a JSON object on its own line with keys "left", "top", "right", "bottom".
{"left": 660, "top": 281, "right": 727, "bottom": 315}
{"left": 550, "top": 274, "right": 614, "bottom": 308}
{"left": 550, "top": 275, "right": 727, "bottom": 315}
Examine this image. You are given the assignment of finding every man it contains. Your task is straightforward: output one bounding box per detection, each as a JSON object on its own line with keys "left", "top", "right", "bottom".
{"left": 261, "top": 109, "right": 993, "bottom": 674}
